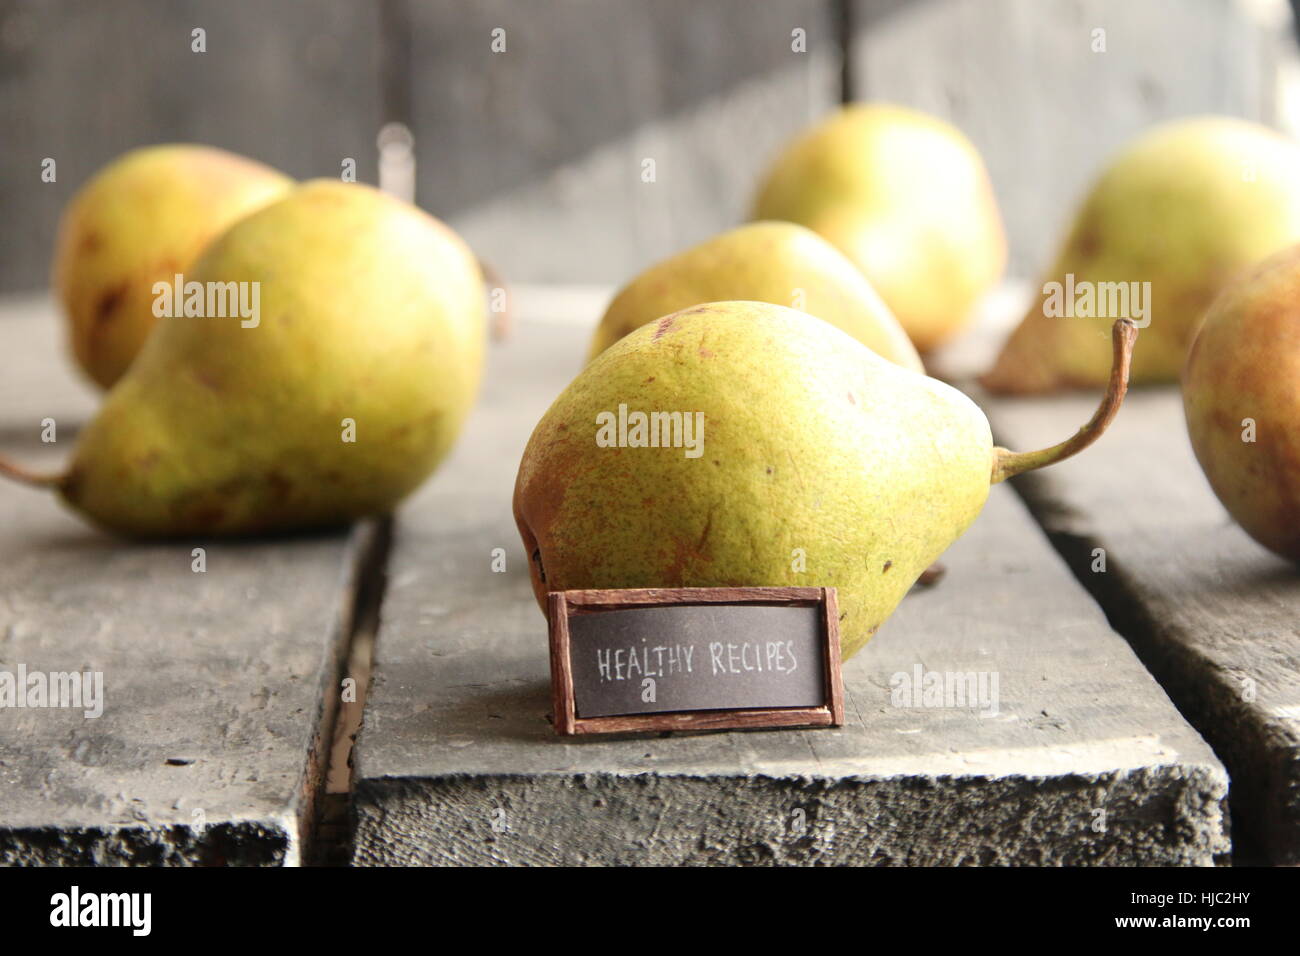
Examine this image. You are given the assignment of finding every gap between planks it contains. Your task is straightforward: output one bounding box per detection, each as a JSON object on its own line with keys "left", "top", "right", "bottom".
{"left": 306, "top": 517, "right": 393, "bottom": 867}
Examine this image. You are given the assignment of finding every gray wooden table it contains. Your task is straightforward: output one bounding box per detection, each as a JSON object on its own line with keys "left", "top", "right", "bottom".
{"left": 0, "top": 287, "right": 1294, "bottom": 865}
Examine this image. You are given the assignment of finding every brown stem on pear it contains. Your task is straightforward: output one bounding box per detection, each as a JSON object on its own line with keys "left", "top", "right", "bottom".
{"left": 914, "top": 562, "right": 947, "bottom": 589}
{"left": 478, "top": 256, "right": 515, "bottom": 342}
{"left": 990, "top": 318, "right": 1138, "bottom": 484}
{"left": 0, "top": 455, "right": 65, "bottom": 490}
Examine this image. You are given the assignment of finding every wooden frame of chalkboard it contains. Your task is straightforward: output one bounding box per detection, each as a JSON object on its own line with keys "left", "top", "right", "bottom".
{"left": 547, "top": 586, "right": 844, "bottom": 736}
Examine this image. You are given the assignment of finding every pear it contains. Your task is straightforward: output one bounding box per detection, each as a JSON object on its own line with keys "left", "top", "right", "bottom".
{"left": 514, "top": 302, "right": 1134, "bottom": 659}
{"left": 985, "top": 116, "right": 1300, "bottom": 393}
{"left": 752, "top": 104, "right": 1006, "bottom": 352}
{"left": 53, "top": 144, "right": 293, "bottom": 388}
{"left": 587, "top": 222, "right": 923, "bottom": 372}
{"left": 2, "top": 180, "right": 485, "bottom": 537}
{"left": 1183, "top": 244, "right": 1300, "bottom": 562}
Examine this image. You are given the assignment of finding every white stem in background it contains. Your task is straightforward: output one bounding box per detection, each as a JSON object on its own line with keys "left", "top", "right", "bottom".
{"left": 377, "top": 122, "right": 415, "bottom": 203}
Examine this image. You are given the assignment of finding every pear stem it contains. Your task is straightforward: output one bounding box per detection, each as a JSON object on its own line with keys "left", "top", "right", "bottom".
{"left": 0, "top": 455, "right": 65, "bottom": 490}
{"left": 478, "top": 256, "right": 515, "bottom": 342}
{"left": 990, "top": 318, "right": 1138, "bottom": 484}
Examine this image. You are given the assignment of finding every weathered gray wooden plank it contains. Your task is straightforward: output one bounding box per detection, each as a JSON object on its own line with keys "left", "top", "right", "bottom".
{"left": 0, "top": 297, "right": 371, "bottom": 865}
{"left": 981, "top": 384, "right": 1300, "bottom": 865}
{"left": 351, "top": 287, "right": 1228, "bottom": 867}
{"left": 849, "top": 0, "right": 1289, "bottom": 276}
{"left": 0, "top": 0, "right": 383, "bottom": 293}
{"left": 406, "top": 0, "right": 840, "bottom": 283}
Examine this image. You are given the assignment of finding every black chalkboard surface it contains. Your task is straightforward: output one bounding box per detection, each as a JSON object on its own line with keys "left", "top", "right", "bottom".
{"left": 569, "top": 604, "right": 826, "bottom": 717}
{"left": 547, "top": 587, "right": 844, "bottom": 736}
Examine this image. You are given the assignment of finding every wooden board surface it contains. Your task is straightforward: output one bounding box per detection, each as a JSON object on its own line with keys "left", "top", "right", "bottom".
{"left": 0, "top": 299, "right": 374, "bottom": 865}
{"left": 981, "top": 384, "right": 1300, "bottom": 865}
{"left": 350, "top": 292, "right": 1228, "bottom": 866}
{"left": 5, "top": 284, "right": 1290, "bottom": 867}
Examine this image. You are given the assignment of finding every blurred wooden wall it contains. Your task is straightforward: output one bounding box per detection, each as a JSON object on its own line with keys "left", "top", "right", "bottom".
{"left": 851, "top": 0, "right": 1292, "bottom": 277}
{"left": 0, "top": 0, "right": 1293, "bottom": 293}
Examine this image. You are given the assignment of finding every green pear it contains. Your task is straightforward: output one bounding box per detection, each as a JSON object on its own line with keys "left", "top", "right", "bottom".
{"left": 2, "top": 180, "right": 485, "bottom": 537}
{"left": 985, "top": 116, "right": 1300, "bottom": 393}
{"left": 752, "top": 104, "right": 1006, "bottom": 352}
{"left": 1183, "top": 244, "right": 1300, "bottom": 562}
{"left": 53, "top": 144, "right": 294, "bottom": 389}
{"left": 587, "top": 222, "right": 923, "bottom": 372}
{"left": 514, "top": 302, "right": 1134, "bottom": 659}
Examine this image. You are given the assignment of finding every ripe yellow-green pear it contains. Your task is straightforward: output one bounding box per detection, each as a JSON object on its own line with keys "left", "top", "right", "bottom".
{"left": 752, "top": 104, "right": 1006, "bottom": 352}
{"left": 985, "top": 116, "right": 1300, "bottom": 393}
{"left": 53, "top": 144, "right": 294, "bottom": 388}
{"left": 514, "top": 302, "right": 1134, "bottom": 659}
{"left": 1, "top": 180, "right": 485, "bottom": 537}
{"left": 587, "top": 222, "right": 923, "bottom": 372}
{"left": 1183, "top": 244, "right": 1300, "bottom": 562}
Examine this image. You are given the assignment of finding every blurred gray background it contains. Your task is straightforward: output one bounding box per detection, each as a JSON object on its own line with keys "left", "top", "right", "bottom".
{"left": 2, "top": 0, "right": 1296, "bottom": 293}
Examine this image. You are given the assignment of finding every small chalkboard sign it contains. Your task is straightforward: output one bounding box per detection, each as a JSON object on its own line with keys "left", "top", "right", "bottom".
{"left": 547, "top": 587, "right": 844, "bottom": 736}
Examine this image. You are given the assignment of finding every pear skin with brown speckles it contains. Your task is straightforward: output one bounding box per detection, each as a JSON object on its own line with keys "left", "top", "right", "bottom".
{"left": 519, "top": 301, "right": 994, "bottom": 660}
{"left": 55, "top": 181, "right": 485, "bottom": 537}
{"left": 53, "top": 145, "right": 293, "bottom": 388}
{"left": 517, "top": 302, "right": 1137, "bottom": 659}
{"left": 1183, "top": 244, "right": 1300, "bottom": 562}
